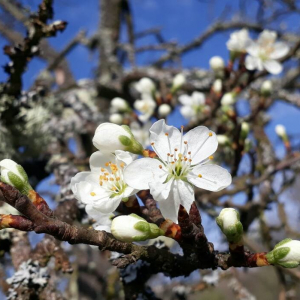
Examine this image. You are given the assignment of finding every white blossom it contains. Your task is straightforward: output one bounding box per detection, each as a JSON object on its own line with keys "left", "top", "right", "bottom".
{"left": 134, "top": 95, "right": 156, "bottom": 122}
{"left": 111, "top": 213, "right": 163, "bottom": 242}
{"left": 71, "top": 150, "right": 137, "bottom": 214}
{"left": 226, "top": 29, "right": 252, "bottom": 53}
{"left": 158, "top": 104, "right": 172, "bottom": 117}
{"left": 172, "top": 73, "right": 186, "bottom": 90}
{"left": 212, "top": 79, "right": 222, "bottom": 93}
{"left": 109, "top": 113, "right": 123, "bottom": 124}
{"left": 275, "top": 124, "right": 287, "bottom": 138}
{"left": 93, "top": 123, "right": 144, "bottom": 154}
{"left": 179, "top": 91, "right": 206, "bottom": 122}
{"left": 124, "top": 120, "right": 231, "bottom": 223}
{"left": 134, "top": 77, "right": 155, "bottom": 96}
{"left": 209, "top": 56, "right": 225, "bottom": 71}
{"left": 245, "top": 30, "right": 289, "bottom": 75}
{"left": 266, "top": 239, "right": 300, "bottom": 268}
{"left": 221, "top": 93, "right": 236, "bottom": 106}
{"left": 111, "top": 97, "right": 129, "bottom": 112}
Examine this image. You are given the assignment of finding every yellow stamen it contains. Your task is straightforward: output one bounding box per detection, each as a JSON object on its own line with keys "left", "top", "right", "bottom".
{"left": 90, "top": 192, "right": 96, "bottom": 196}
{"left": 209, "top": 132, "right": 213, "bottom": 137}
{"left": 198, "top": 174, "right": 202, "bottom": 178}
{"left": 209, "top": 155, "right": 214, "bottom": 160}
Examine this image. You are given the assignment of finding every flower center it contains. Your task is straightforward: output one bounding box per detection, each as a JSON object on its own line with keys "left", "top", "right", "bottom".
{"left": 152, "top": 126, "right": 214, "bottom": 181}
{"left": 98, "top": 161, "right": 127, "bottom": 197}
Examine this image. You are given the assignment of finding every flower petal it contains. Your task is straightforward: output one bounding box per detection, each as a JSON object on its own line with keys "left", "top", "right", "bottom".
{"left": 263, "top": 60, "right": 283, "bottom": 75}
{"left": 192, "top": 92, "right": 205, "bottom": 106}
{"left": 177, "top": 180, "right": 194, "bottom": 213}
{"left": 115, "top": 150, "right": 136, "bottom": 165}
{"left": 89, "top": 151, "right": 115, "bottom": 172}
{"left": 187, "top": 164, "right": 232, "bottom": 192}
{"left": 158, "top": 180, "right": 181, "bottom": 223}
{"left": 92, "top": 194, "right": 122, "bottom": 214}
{"left": 124, "top": 158, "right": 167, "bottom": 190}
{"left": 149, "top": 119, "right": 181, "bottom": 162}
{"left": 178, "top": 94, "right": 193, "bottom": 106}
{"left": 180, "top": 106, "right": 195, "bottom": 120}
{"left": 74, "top": 181, "right": 109, "bottom": 204}
{"left": 270, "top": 42, "right": 289, "bottom": 59}
{"left": 71, "top": 172, "right": 99, "bottom": 195}
{"left": 246, "top": 41, "right": 259, "bottom": 57}
{"left": 183, "top": 126, "right": 218, "bottom": 165}
{"left": 245, "top": 55, "right": 259, "bottom": 70}
{"left": 149, "top": 178, "right": 173, "bottom": 202}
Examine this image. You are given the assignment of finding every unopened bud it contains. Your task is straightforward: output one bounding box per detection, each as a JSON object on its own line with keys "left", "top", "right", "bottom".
{"left": 212, "top": 79, "right": 222, "bottom": 93}
{"left": 240, "top": 122, "right": 250, "bottom": 139}
{"left": 158, "top": 104, "right": 172, "bottom": 117}
{"left": 261, "top": 80, "right": 273, "bottom": 96}
{"left": 217, "top": 135, "right": 229, "bottom": 145}
{"left": 111, "top": 213, "right": 164, "bottom": 242}
{"left": 209, "top": 56, "right": 225, "bottom": 71}
{"left": 221, "top": 93, "right": 236, "bottom": 106}
{"left": 135, "top": 78, "right": 156, "bottom": 96}
{"left": 266, "top": 239, "right": 300, "bottom": 268}
{"left": 216, "top": 208, "right": 243, "bottom": 243}
{"left": 171, "top": 73, "right": 186, "bottom": 93}
{"left": 111, "top": 97, "right": 129, "bottom": 112}
{"left": 275, "top": 124, "right": 287, "bottom": 139}
{"left": 0, "top": 159, "right": 32, "bottom": 195}
{"left": 109, "top": 113, "right": 123, "bottom": 125}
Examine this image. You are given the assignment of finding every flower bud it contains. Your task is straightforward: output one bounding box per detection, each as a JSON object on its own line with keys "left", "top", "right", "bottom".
{"left": 212, "top": 79, "right": 222, "bottom": 93}
{"left": 0, "top": 159, "right": 32, "bottom": 195}
{"left": 172, "top": 73, "right": 186, "bottom": 91}
{"left": 209, "top": 56, "right": 225, "bottom": 71}
{"left": 111, "top": 213, "right": 164, "bottom": 242}
{"left": 266, "top": 239, "right": 300, "bottom": 268}
{"left": 221, "top": 93, "right": 236, "bottom": 106}
{"left": 109, "top": 113, "right": 123, "bottom": 125}
{"left": 111, "top": 97, "right": 129, "bottom": 112}
{"left": 261, "top": 80, "right": 273, "bottom": 96}
{"left": 275, "top": 124, "right": 287, "bottom": 139}
{"left": 158, "top": 104, "right": 172, "bottom": 117}
{"left": 135, "top": 78, "right": 156, "bottom": 96}
{"left": 240, "top": 122, "right": 250, "bottom": 139}
{"left": 93, "top": 123, "right": 144, "bottom": 155}
{"left": 217, "top": 135, "right": 229, "bottom": 145}
{"left": 216, "top": 208, "right": 243, "bottom": 243}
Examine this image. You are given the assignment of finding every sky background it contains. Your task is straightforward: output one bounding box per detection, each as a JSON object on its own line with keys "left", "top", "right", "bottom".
{"left": 0, "top": 0, "right": 299, "bottom": 250}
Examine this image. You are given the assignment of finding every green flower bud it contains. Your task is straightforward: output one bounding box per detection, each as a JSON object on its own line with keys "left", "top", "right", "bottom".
{"left": 0, "top": 159, "right": 32, "bottom": 195}
{"left": 266, "top": 239, "right": 300, "bottom": 268}
{"left": 216, "top": 208, "right": 243, "bottom": 243}
{"left": 111, "top": 213, "right": 164, "bottom": 242}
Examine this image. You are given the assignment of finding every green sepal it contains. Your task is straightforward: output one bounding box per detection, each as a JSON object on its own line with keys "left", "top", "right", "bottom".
{"left": 7, "top": 172, "right": 31, "bottom": 195}
{"left": 132, "top": 234, "right": 148, "bottom": 242}
{"left": 121, "top": 197, "right": 129, "bottom": 203}
{"left": 121, "top": 125, "right": 134, "bottom": 137}
{"left": 134, "top": 221, "right": 150, "bottom": 233}
{"left": 130, "top": 213, "right": 146, "bottom": 221}
{"left": 17, "top": 165, "right": 28, "bottom": 182}
{"left": 274, "top": 247, "right": 290, "bottom": 261}
{"left": 149, "top": 223, "right": 163, "bottom": 239}
{"left": 274, "top": 238, "right": 292, "bottom": 249}
{"left": 279, "top": 261, "right": 299, "bottom": 268}
{"left": 119, "top": 135, "right": 132, "bottom": 146}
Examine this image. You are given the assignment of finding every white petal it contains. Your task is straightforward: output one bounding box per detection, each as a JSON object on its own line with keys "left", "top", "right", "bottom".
{"left": 177, "top": 180, "right": 194, "bottom": 213}
{"left": 246, "top": 41, "right": 259, "bottom": 57}
{"left": 93, "top": 123, "right": 130, "bottom": 152}
{"left": 74, "top": 181, "right": 109, "bottom": 204}
{"left": 187, "top": 164, "right": 232, "bottom": 192}
{"left": 89, "top": 151, "right": 115, "bottom": 172}
{"left": 178, "top": 94, "right": 193, "bottom": 106}
{"left": 192, "top": 92, "right": 205, "bottom": 106}
{"left": 158, "top": 180, "right": 181, "bottom": 223}
{"left": 270, "top": 42, "right": 289, "bottom": 59}
{"left": 183, "top": 126, "right": 218, "bottom": 165}
{"left": 0, "top": 159, "right": 24, "bottom": 180}
{"left": 149, "top": 178, "right": 173, "bottom": 202}
{"left": 149, "top": 119, "right": 181, "bottom": 162}
{"left": 245, "top": 55, "right": 259, "bottom": 70}
{"left": 122, "top": 185, "right": 136, "bottom": 198}
{"left": 115, "top": 150, "right": 136, "bottom": 165}
{"left": 71, "top": 172, "right": 99, "bottom": 195}
{"left": 92, "top": 194, "right": 122, "bottom": 214}
{"left": 180, "top": 106, "right": 195, "bottom": 120}
{"left": 123, "top": 158, "right": 167, "bottom": 190}
{"left": 263, "top": 60, "right": 283, "bottom": 75}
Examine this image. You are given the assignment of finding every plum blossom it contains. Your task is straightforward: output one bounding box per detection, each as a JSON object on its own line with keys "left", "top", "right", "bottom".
{"left": 134, "top": 95, "right": 157, "bottom": 122}
{"left": 245, "top": 30, "right": 289, "bottom": 74}
{"left": 179, "top": 91, "right": 206, "bottom": 122}
{"left": 134, "top": 77, "right": 155, "bottom": 96}
{"left": 124, "top": 120, "right": 232, "bottom": 223}
{"left": 226, "top": 29, "right": 252, "bottom": 53}
{"left": 71, "top": 150, "right": 137, "bottom": 215}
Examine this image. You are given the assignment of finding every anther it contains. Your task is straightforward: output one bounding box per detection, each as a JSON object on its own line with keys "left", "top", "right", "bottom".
{"left": 151, "top": 142, "right": 155, "bottom": 146}
{"left": 159, "top": 165, "right": 162, "bottom": 169}
{"left": 165, "top": 133, "right": 169, "bottom": 136}
{"left": 188, "top": 151, "right": 191, "bottom": 155}
{"left": 90, "top": 192, "right": 96, "bottom": 196}
{"left": 184, "top": 141, "right": 187, "bottom": 144}
{"left": 209, "top": 155, "right": 214, "bottom": 160}
{"left": 198, "top": 174, "right": 202, "bottom": 178}
{"left": 175, "top": 148, "right": 178, "bottom": 151}
{"left": 209, "top": 132, "right": 213, "bottom": 137}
